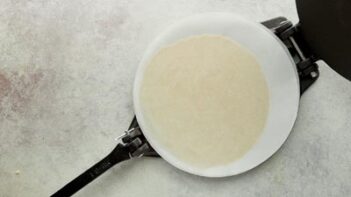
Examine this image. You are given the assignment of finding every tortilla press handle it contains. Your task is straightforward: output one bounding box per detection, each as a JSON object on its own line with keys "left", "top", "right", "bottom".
{"left": 51, "top": 127, "right": 150, "bottom": 197}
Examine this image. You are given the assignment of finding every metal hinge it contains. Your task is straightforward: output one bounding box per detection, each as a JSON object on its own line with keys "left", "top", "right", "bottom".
{"left": 262, "top": 17, "right": 319, "bottom": 94}
{"left": 120, "top": 117, "right": 159, "bottom": 157}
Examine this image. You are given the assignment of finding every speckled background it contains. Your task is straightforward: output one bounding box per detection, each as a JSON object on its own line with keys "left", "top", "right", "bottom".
{"left": 0, "top": 0, "right": 350, "bottom": 196}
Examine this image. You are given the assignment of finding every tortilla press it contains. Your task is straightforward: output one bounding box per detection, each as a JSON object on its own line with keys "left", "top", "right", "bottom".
{"left": 52, "top": 0, "right": 351, "bottom": 196}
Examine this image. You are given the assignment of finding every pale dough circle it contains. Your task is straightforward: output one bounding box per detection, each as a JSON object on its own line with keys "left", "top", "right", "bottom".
{"left": 140, "top": 35, "right": 269, "bottom": 168}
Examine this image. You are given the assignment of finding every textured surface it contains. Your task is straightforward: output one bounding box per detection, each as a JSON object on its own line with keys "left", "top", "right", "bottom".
{"left": 0, "top": 0, "right": 350, "bottom": 197}
{"left": 140, "top": 35, "right": 269, "bottom": 169}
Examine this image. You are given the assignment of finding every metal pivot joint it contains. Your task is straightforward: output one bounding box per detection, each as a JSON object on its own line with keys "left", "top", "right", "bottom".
{"left": 262, "top": 17, "right": 320, "bottom": 94}
{"left": 125, "top": 117, "right": 159, "bottom": 157}
{"left": 117, "top": 127, "right": 149, "bottom": 158}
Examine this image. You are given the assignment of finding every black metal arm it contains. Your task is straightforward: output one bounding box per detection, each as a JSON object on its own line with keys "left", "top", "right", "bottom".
{"left": 51, "top": 144, "right": 131, "bottom": 197}
{"left": 51, "top": 122, "right": 154, "bottom": 197}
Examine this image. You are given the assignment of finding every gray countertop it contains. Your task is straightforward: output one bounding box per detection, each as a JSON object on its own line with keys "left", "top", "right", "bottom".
{"left": 0, "top": 0, "right": 350, "bottom": 196}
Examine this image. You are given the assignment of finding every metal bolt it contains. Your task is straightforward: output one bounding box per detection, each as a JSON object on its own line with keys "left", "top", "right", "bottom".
{"left": 311, "top": 71, "right": 318, "bottom": 78}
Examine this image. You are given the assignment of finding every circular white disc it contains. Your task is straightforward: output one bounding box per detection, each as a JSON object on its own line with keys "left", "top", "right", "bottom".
{"left": 133, "top": 13, "right": 299, "bottom": 177}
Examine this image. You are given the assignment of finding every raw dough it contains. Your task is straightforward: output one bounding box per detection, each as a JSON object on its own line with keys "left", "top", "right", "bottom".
{"left": 139, "top": 35, "right": 269, "bottom": 168}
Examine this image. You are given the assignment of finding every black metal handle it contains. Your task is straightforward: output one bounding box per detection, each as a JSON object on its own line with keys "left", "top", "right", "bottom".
{"left": 51, "top": 144, "right": 130, "bottom": 197}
